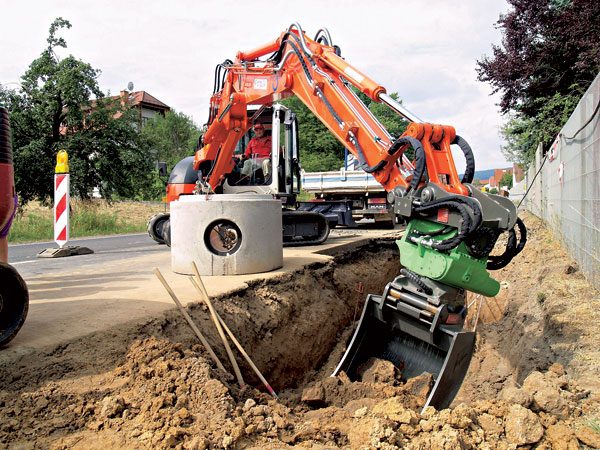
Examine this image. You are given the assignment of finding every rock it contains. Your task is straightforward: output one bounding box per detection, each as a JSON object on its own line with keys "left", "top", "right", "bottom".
{"left": 372, "top": 397, "right": 418, "bottom": 425}
{"left": 522, "top": 371, "right": 546, "bottom": 396}
{"left": 100, "top": 395, "right": 126, "bottom": 418}
{"left": 421, "top": 406, "right": 437, "bottom": 420}
{"left": 175, "top": 407, "right": 191, "bottom": 421}
{"left": 293, "top": 424, "right": 319, "bottom": 443}
{"left": 337, "top": 370, "right": 352, "bottom": 385}
{"left": 501, "top": 386, "right": 532, "bottom": 407}
{"left": 164, "top": 433, "right": 179, "bottom": 448}
{"left": 548, "top": 363, "right": 566, "bottom": 377}
{"left": 243, "top": 398, "right": 256, "bottom": 411}
{"left": 504, "top": 404, "right": 543, "bottom": 446}
{"left": 449, "top": 403, "right": 475, "bottom": 428}
{"left": 86, "top": 420, "right": 103, "bottom": 431}
{"left": 301, "top": 384, "right": 327, "bottom": 408}
{"left": 184, "top": 436, "right": 209, "bottom": 450}
{"left": 477, "top": 413, "right": 504, "bottom": 435}
{"left": 353, "top": 406, "right": 368, "bottom": 418}
{"left": 404, "top": 373, "right": 433, "bottom": 406}
{"left": 222, "top": 435, "right": 233, "bottom": 448}
{"left": 33, "top": 397, "right": 49, "bottom": 412}
{"left": 521, "top": 371, "right": 568, "bottom": 417}
{"left": 358, "top": 358, "right": 402, "bottom": 384}
{"left": 545, "top": 423, "right": 578, "bottom": 450}
{"left": 533, "top": 385, "right": 568, "bottom": 417}
{"left": 428, "top": 427, "right": 467, "bottom": 450}
{"left": 247, "top": 404, "right": 267, "bottom": 417}
{"left": 138, "top": 431, "right": 153, "bottom": 441}
{"left": 273, "top": 413, "right": 289, "bottom": 429}
{"left": 576, "top": 425, "right": 600, "bottom": 448}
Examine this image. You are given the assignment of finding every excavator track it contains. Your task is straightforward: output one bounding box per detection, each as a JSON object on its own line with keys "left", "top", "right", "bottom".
{"left": 282, "top": 210, "right": 330, "bottom": 246}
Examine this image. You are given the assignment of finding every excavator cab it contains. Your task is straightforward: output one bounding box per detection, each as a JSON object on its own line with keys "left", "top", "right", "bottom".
{"left": 222, "top": 104, "right": 301, "bottom": 204}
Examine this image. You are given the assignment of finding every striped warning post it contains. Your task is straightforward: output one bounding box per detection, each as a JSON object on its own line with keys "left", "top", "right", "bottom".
{"left": 54, "top": 150, "right": 69, "bottom": 248}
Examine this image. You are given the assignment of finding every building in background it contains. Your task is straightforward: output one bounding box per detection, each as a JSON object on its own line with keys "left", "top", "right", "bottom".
{"left": 113, "top": 90, "right": 170, "bottom": 129}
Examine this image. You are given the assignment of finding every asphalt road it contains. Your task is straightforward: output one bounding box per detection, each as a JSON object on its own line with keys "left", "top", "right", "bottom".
{"left": 8, "top": 233, "right": 169, "bottom": 279}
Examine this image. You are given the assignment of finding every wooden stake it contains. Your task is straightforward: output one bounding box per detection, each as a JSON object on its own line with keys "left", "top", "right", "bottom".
{"left": 189, "top": 276, "right": 278, "bottom": 399}
{"left": 190, "top": 262, "right": 245, "bottom": 389}
{"left": 474, "top": 294, "right": 484, "bottom": 333}
{"left": 153, "top": 267, "right": 228, "bottom": 374}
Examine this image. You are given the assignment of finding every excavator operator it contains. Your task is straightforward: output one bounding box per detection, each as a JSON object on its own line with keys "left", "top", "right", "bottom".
{"left": 240, "top": 123, "right": 272, "bottom": 182}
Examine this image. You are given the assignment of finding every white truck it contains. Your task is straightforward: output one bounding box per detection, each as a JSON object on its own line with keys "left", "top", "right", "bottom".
{"left": 301, "top": 153, "right": 398, "bottom": 227}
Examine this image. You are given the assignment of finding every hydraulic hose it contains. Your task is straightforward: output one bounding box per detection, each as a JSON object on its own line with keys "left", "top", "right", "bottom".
{"left": 413, "top": 200, "right": 473, "bottom": 252}
{"left": 349, "top": 133, "right": 386, "bottom": 173}
{"left": 452, "top": 135, "right": 475, "bottom": 184}
{"left": 487, "top": 217, "right": 527, "bottom": 270}
{"left": 400, "top": 268, "right": 433, "bottom": 295}
{"left": 417, "top": 196, "right": 482, "bottom": 236}
{"left": 406, "top": 138, "right": 427, "bottom": 192}
{"left": 466, "top": 226, "right": 498, "bottom": 259}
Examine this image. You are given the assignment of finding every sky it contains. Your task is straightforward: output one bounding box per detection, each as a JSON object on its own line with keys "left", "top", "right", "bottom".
{"left": 0, "top": 0, "right": 513, "bottom": 171}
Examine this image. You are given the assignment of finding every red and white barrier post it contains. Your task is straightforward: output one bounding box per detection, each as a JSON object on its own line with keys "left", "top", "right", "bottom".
{"left": 54, "top": 150, "right": 69, "bottom": 248}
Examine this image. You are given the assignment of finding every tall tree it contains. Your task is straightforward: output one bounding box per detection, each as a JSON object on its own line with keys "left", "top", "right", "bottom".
{"left": 140, "top": 110, "right": 200, "bottom": 168}
{"left": 279, "top": 91, "right": 408, "bottom": 172}
{"left": 0, "top": 18, "right": 151, "bottom": 205}
{"left": 138, "top": 110, "right": 201, "bottom": 200}
{"left": 477, "top": 0, "right": 600, "bottom": 165}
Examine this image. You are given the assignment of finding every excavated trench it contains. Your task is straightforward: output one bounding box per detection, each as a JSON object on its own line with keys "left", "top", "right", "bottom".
{"left": 157, "top": 238, "right": 402, "bottom": 393}
{"left": 1, "top": 217, "right": 599, "bottom": 449}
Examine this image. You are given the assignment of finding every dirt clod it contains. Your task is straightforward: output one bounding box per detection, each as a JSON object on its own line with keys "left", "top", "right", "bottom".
{"left": 576, "top": 425, "right": 600, "bottom": 448}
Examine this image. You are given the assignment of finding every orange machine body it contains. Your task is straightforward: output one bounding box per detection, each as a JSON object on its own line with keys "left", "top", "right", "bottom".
{"left": 194, "top": 25, "right": 467, "bottom": 197}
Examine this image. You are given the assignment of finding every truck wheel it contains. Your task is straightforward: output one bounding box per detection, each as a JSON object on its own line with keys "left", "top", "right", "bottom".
{"left": 147, "top": 212, "right": 170, "bottom": 244}
{"left": 163, "top": 219, "right": 172, "bottom": 247}
{"left": 0, "top": 263, "right": 29, "bottom": 347}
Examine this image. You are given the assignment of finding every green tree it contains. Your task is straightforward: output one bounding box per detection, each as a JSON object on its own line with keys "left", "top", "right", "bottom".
{"left": 477, "top": 0, "right": 600, "bottom": 166}
{"left": 499, "top": 91, "right": 581, "bottom": 166}
{"left": 279, "top": 91, "right": 409, "bottom": 172}
{"left": 0, "top": 18, "right": 151, "bottom": 205}
{"left": 140, "top": 110, "right": 200, "bottom": 168}
{"left": 138, "top": 110, "right": 201, "bottom": 199}
{"left": 499, "top": 171, "right": 513, "bottom": 189}
{"left": 278, "top": 95, "right": 345, "bottom": 172}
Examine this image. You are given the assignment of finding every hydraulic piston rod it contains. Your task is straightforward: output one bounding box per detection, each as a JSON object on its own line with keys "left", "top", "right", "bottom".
{"left": 378, "top": 92, "right": 423, "bottom": 123}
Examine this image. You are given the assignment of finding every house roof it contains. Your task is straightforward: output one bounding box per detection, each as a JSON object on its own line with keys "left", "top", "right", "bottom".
{"left": 125, "top": 91, "right": 170, "bottom": 110}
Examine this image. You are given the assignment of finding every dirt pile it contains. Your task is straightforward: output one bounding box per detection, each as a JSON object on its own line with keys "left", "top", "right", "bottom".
{"left": 3, "top": 337, "right": 596, "bottom": 449}
{"left": 1, "top": 215, "right": 600, "bottom": 449}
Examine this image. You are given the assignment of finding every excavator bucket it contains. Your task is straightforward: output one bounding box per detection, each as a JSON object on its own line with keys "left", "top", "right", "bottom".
{"left": 333, "top": 275, "right": 475, "bottom": 412}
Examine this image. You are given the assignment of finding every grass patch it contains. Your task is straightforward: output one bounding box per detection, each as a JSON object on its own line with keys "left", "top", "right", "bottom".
{"left": 589, "top": 418, "right": 600, "bottom": 434}
{"left": 537, "top": 292, "right": 547, "bottom": 305}
{"left": 7, "top": 200, "right": 165, "bottom": 243}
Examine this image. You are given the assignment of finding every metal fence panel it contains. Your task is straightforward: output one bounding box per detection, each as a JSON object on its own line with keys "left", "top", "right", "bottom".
{"left": 523, "top": 72, "right": 600, "bottom": 290}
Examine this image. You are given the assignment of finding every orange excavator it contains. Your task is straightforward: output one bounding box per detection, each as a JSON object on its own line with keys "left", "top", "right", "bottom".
{"left": 184, "top": 24, "right": 526, "bottom": 410}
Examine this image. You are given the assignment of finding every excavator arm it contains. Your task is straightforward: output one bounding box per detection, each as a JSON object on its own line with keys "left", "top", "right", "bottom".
{"left": 193, "top": 24, "right": 526, "bottom": 411}
{"left": 195, "top": 24, "right": 466, "bottom": 197}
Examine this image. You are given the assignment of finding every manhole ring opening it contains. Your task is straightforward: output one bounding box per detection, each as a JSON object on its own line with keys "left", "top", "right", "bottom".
{"left": 204, "top": 219, "right": 243, "bottom": 256}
